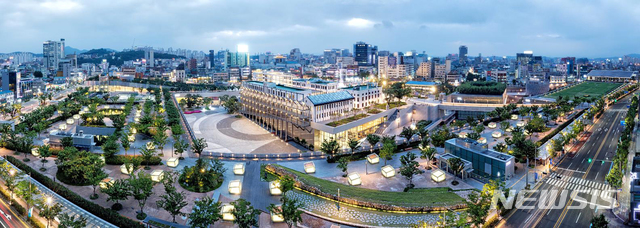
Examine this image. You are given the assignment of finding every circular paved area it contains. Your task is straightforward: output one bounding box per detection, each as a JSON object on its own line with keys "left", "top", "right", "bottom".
{"left": 216, "top": 116, "right": 274, "bottom": 141}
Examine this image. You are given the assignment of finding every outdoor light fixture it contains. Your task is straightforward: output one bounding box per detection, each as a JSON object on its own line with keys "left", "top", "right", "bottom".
{"left": 431, "top": 169, "right": 446, "bottom": 182}
{"left": 458, "top": 132, "right": 468, "bottom": 138}
{"left": 270, "top": 205, "right": 284, "bottom": 222}
{"left": 167, "top": 157, "right": 179, "bottom": 168}
{"left": 511, "top": 114, "right": 518, "bottom": 120}
{"left": 59, "top": 124, "right": 67, "bottom": 131}
{"left": 146, "top": 142, "right": 155, "bottom": 150}
{"left": 488, "top": 122, "right": 497, "bottom": 128}
{"left": 367, "top": 154, "right": 379, "bottom": 164}
{"left": 120, "top": 164, "right": 133, "bottom": 175}
{"left": 381, "top": 165, "right": 395, "bottom": 178}
{"left": 228, "top": 180, "right": 242, "bottom": 194}
{"left": 478, "top": 137, "right": 487, "bottom": 144}
{"left": 31, "top": 148, "right": 39, "bottom": 157}
{"left": 100, "top": 177, "right": 114, "bottom": 189}
{"left": 221, "top": 204, "right": 235, "bottom": 221}
{"left": 269, "top": 180, "right": 282, "bottom": 195}
{"left": 348, "top": 172, "right": 362, "bottom": 186}
{"left": 233, "top": 163, "right": 245, "bottom": 175}
{"left": 304, "top": 161, "right": 316, "bottom": 173}
{"left": 151, "top": 170, "right": 164, "bottom": 182}
{"left": 492, "top": 131, "right": 502, "bottom": 138}
{"left": 516, "top": 121, "right": 525, "bottom": 127}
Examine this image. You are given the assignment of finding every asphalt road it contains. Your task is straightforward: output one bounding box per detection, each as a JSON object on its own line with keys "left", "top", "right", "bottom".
{"left": 502, "top": 94, "right": 632, "bottom": 228}
{"left": 0, "top": 196, "right": 28, "bottom": 228}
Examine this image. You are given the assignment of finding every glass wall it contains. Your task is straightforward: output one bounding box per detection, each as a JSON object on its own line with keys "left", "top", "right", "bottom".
{"left": 314, "top": 116, "right": 386, "bottom": 150}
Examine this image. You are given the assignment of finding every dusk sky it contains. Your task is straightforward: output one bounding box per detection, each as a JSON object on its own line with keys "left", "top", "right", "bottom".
{"left": 1, "top": 0, "right": 639, "bottom": 57}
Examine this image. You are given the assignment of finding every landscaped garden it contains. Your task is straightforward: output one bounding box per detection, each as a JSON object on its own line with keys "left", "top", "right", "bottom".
{"left": 544, "top": 82, "right": 621, "bottom": 99}
{"left": 267, "top": 164, "right": 466, "bottom": 210}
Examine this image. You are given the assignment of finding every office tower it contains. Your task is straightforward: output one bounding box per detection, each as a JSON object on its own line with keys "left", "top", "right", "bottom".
{"left": 289, "top": 48, "right": 302, "bottom": 62}
{"left": 516, "top": 51, "right": 533, "bottom": 65}
{"left": 341, "top": 49, "right": 350, "bottom": 57}
{"left": 323, "top": 49, "right": 340, "bottom": 64}
{"left": 149, "top": 49, "right": 154, "bottom": 67}
{"left": 209, "top": 50, "right": 215, "bottom": 69}
{"left": 459, "top": 45, "right": 468, "bottom": 64}
{"left": 445, "top": 59, "right": 452, "bottom": 74}
{"left": 353, "top": 41, "right": 378, "bottom": 66}
{"left": 430, "top": 58, "right": 440, "bottom": 79}
{"left": 43, "top": 39, "right": 65, "bottom": 70}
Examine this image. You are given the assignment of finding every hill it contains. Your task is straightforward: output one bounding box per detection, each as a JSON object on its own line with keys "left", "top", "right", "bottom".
{"left": 78, "top": 50, "right": 185, "bottom": 66}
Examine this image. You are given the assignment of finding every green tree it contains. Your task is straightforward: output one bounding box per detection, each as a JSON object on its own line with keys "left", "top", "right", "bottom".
{"left": 447, "top": 157, "right": 464, "bottom": 183}
{"left": 267, "top": 197, "right": 304, "bottom": 228}
{"left": 139, "top": 147, "right": 156, "bottom": 170}
{"left": 86, "top": 166, "right": 108, "bottom": 199}
{"left": 16, "top": 180, "right": 42, "bottom": 215}
{"left": 278, "top": 175, "right": 296, "bottom": 195}
{"left": 337, "top": 157, "right": 349, "bottom": 177}
{"left": 493, "top": 142, "right": 508, "bottom": 153}
{"left": 420, "top": 146, "right": 437, "bottom": 169}
{"left": 320, "top": 138, "right": 340, "bottom": 160}
{"left": 231, "top": 199, "right": 260, "bottom": 228}
{"left": 58, "top": 213, "right": 88, "bottom": 228}
{"left": 153, "top": 127, "right": 169, "bottom": 156}
{"left": 400, "top": 127, "right": 416, "bottom": 140}
{"left": 61, "top": 136, "right": 74, "bottom": 148}
{"left": 606, "top": 165, "right": 623, "bottom": 188}
{"left": 514, "top": 140, "right": 539, "bottom": 185}
{"left": 174, "top": 137, "right": 190, "bottom": 158}
{"left": 192, "top": 138, "right": 207, "bottom": 159}
{"left": 366, "top": 134, "right": 380, "bottom": 148}
{"left": 466, "top": 190, "right": 491, "bottom": 227}
{"left": 101, "top": 137, "right": 119, "bottom": 158}
{"left": 473, "top": 124, "right": 485, "bottom": 135}
{"left": 467, "top": 132, "right": 481, "bottom": 140}
{"left": 37, "top": 145, "right": 52, "bottom": 170}
{"left": 222, "top": 96, "right": 241, "bottom": 114}
{"left": 157, "top": 182, "right": 188, "bottom": 223}
{"left": 33, "top": 71, "right": 43, "bottom": 78}
{"left": 129, "top": 171, "right": 155, "bottom": 219}
{"left": 120, "top": 133, "right": 131, "bottom": 156}
{"left": 500, "top": 121, "right": 510, "bottom": 133}
{"left": 379, "top": 141, "right": 396, "bottom": 165}
{"left": 101, "top": 179, "right": 130, "bottom": 210}
{"left": 347, "top": 138, "right": 360, "bottom": 153}
{"left": 590, "top": 214, "right": 609, "bottom": 228}
{"left": 189, "top": 196, "right": 222, "bottom": 228}
{"left": 400, "top": 152, "right": 422, "bottom": 188}
{"left": 39, "top": 201, "right": 62, "bottom": 228}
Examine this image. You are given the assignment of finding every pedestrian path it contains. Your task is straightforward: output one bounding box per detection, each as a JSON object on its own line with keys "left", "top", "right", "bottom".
{"left": 545, "top": 173, "right": 614, "bottom": 199}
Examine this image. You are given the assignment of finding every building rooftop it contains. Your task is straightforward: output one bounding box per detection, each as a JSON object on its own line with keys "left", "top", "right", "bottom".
{"left": 448, "top": 138, "right": 515, "bottom": 161}
{"left": 246, "top": 81, "right": 309, "bottom": 93}
{"left": 587, "top": 70, "right": 637, "bottom": 78}
{"left": 342, "top": 84, "right": 379, "bottom": 91}
{"left": 307, "top": 91, "right": 354, "bottom": 106}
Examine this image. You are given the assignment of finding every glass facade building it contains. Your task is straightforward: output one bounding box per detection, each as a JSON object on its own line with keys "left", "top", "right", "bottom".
{"left": 445, "top": 138, "right": 515, "bottom": 181}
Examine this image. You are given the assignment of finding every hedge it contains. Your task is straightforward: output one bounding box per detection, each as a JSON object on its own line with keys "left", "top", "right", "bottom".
{"left": 105, "top": 155, "right": 162, "bottom": 165}
{"left": 6, "top": 156, "right": 144, "bottom": 228}
{"left": 537, "top": 109, "right": 586, "bottom": 146}
{"left": 327, "top": 140, "right": 420, "bottom": 163}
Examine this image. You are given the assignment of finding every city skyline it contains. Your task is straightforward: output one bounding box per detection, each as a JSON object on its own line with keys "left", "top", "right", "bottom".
{"left": 1, "top": 0, "right": 639, "bottom": 57}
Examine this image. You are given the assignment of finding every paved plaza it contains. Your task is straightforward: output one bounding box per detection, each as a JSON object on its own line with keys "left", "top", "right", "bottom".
{"left": 185, "top": 107, "right": 299, "bottom": 154}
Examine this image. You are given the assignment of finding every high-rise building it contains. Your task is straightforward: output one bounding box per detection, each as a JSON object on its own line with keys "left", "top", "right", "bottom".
{"left": 209, "top": 50, "right": 215, "bottom": 69}
{"left": 43, "top": 39, "right": 65, "bottom": 70}
{"left": 145, "top": 48, "right": 154, "bottom": 67}
{"left": 226, "top": 45, "right": 250, "bottom": 70}
{"left": 516, "top": 51, "right": 534, "bottom": 65}
{"left": 289, "top": 48, "right": 302, "bottom": 62}
{"left": 430, "top": 58, "right": 440, "bottom": 80}
{"left": 353, "top": 41, "right": 378, "bottom": 66}
{"left": 459, "top": 45, "right": 468, "bottom": 64}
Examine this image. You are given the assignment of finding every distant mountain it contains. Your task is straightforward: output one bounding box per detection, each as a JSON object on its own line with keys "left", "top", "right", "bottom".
{"left": 64, "top": 46, "right": 88, "bottom": 55}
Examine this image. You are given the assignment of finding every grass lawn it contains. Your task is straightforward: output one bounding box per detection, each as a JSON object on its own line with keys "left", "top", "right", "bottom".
{"left": 277, "top": 165, "right": 465, "bottom": 207}
{"left": 544, "top": 82, "right": 621, "bottom": 99}
{"left": 375, "top": 101, "right": 407, "bottom": 110}
{"left": 327, "top": 114, "right": 369, "bottom": 127}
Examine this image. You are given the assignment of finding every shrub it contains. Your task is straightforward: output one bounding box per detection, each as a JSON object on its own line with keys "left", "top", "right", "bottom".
{"left": 6, "top": 156, "right": 144, "bottom": 228}
{"left": 105, "top": 155, "right": 162, "bottom": 165}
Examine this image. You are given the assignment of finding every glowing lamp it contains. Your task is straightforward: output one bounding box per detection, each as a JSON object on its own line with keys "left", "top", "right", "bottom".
{"left": 73, "top": 114, "right": 80, "bottom": 120}
{"left": 478, "top": 137, "right": 487, "bottom": 144}
{"left": 58, "top": 124, "right": 67, "bottom": 131}
{"left": 458, "top": 132, "right": 468, "bottom": 138}
{"left": 506, "top": 127, "right": 513, "bottom": 132}
{"left": 488, "top": 122, "right": 497, "bottom": 128}
{"left": 120, "top": 164, "right": 133, "bottom": 175}
{"left": 167, "top": 157, "right": 179, "bottom": 168}
{"left": 146, "top": 142, "right": 155, "bottom": 150}
{"left": 492, "top": 131, "right": 502, "bottom": 138}
{"left": 128, "top": 134, "right": 135, "bottom": 142}
{"left": 99, "top": 177, "right": 114, "bottom": 189}
{"left": 66, "top": 118, "right": 74, "bottom": 125}
{"left": 381, "top": 165, "right": 395, "bottom": 178}
{"left": 31, "top": 148, "right": 39, "bottom": 157}
{"left": 304, "top": 161, "right": 316, "bottom": 174}
{"left": 228, "top": 180, "right": 242, "bottom": 194}
{"left": 347, "top": 172, "right": 362, "bottom": 186}
{"left": 511, "top": 114, "right": 518, "bottom": 120}
{"left": 221, "top": 204, "right": 235, "bottom": 221}
{"left": 431, "top": 169, "right": 446, "bottom": 182}
{"left": 233, "top": 163, "right": 245, "bottom": 175}
{"left": 516, "top": 121, "right": 525, "bottom": 127}
{"left": 367, "top": 154, "right": 379, "bottom": 164}
{"left": 270, "top": 205, "right": 284, "bottom": 222}
{"left": 151, "top": 170, "right": 164, "bottom": 182}
{"left": 269, "top": 180, "right": 282, "bottom": 195}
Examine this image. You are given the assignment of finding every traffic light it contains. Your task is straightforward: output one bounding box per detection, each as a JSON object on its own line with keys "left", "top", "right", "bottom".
{"left": 588, "top": 158, "right": 592, "bottom": 163}
{"left": 602, "top": 160, "right": 605, "bottom": 164}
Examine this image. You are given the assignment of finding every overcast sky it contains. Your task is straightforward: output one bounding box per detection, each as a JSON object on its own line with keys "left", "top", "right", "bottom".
{"left": 1, "top": 0, "right": 639, "bottom": 57}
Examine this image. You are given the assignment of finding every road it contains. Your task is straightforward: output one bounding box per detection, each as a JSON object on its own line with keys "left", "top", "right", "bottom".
{"left": 0, "top": 196, "right": 28, "bottom": 228}
{"left": 502, "top": 94, "right": 631, "bottom": 228}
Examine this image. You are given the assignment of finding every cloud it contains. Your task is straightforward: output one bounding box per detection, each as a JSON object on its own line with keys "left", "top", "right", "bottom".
{"left": 346, "top": 18, "right": 376, "bottom": 28}
{"left": 39, "top": 0, "right": 83, "bottom": 13}
{"left": 374, "top": 20, "right": 394, "bottom": 29}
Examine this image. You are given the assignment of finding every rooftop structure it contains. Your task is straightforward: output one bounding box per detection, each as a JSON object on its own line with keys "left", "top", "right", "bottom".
{"left": 444, "top": 138, "right": 515, "bottom": 181}
{"left": 586, "top": 70, "right": 637, "bottom": 83}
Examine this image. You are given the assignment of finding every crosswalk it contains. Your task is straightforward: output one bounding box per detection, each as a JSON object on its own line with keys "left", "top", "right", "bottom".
{"left": 545, "top": 173, "right": 615, "bottom": 199}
